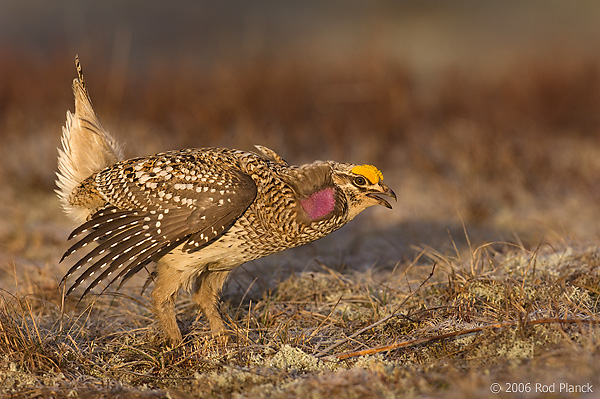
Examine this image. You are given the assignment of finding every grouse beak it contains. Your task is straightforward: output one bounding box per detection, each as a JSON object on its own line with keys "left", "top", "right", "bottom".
{"left": 367, "top": 182, "right": 397, "bottom": 209}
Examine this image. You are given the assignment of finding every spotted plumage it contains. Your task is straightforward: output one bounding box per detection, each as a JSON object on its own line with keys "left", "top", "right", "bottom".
{"left": 57, "top": 57, "right": 396, "bottom": 344}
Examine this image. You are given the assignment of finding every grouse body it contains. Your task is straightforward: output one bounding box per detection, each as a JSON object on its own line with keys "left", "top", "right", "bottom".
{"left": 57, "top": 57, "right": 396, "bottom": 344}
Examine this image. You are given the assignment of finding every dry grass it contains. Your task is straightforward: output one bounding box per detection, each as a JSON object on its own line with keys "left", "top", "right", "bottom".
{"left": 1, "top": 47, "right": 600, "bottom": 398}
{"left": 2, "top": 241, "right": 600, "bottom": 398}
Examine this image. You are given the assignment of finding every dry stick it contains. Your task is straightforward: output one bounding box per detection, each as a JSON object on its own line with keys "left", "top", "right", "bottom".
{"left": 334, "top": 317, "right": 600, "bottom": 360}
{"left": 315, "top": 262, "right": 436, "bottom": 358}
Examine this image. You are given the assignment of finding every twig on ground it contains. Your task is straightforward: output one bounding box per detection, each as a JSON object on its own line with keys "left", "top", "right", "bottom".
{"left": 334, "top": 317, "right": 600, "bottom": 360}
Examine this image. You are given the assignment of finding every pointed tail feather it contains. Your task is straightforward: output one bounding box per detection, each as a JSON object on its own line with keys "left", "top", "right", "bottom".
{"left": 55, "top": 56, "right": 124, "bottom": 223}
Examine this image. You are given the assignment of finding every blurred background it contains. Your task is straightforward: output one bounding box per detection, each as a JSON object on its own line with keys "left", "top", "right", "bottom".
{"left": 1, "top": 0, "right": 600, "bottom": 293}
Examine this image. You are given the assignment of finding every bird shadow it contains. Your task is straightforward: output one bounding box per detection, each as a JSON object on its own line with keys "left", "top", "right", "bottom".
{"left": 223, "top": 216, "right": 540, "bottom": 303}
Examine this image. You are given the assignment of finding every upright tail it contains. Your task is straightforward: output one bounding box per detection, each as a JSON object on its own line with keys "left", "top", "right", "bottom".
{"left": 56, "top": 56, "right": 124, "bottom": 224}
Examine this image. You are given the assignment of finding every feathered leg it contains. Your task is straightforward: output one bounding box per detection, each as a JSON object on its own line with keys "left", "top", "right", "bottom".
{"left": 151, "top": 259, "right": 184, "bottom": 345}
{"left": 192, "top": 271, "right": 230, "bottom": 338}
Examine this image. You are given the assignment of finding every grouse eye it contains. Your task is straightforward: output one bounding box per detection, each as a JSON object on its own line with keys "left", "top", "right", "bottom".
{"left": 354, "top": 176, "right": 367, "bottom": 186}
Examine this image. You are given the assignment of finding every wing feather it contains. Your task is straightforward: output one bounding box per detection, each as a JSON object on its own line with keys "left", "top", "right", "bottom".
{"left": 78, "top": 237, "right": 163, "bottom": 298}
{"left": 61, "top": 213, "right": 144, "bottom": 261}
{"left": 68, "top": 207, "right": 137, "bottom": 239}
{"left": 63, "top": 226, "right": 148, "bottom": 292}
{"left": 60, "top": 149, "right": 258, "bottom": 297}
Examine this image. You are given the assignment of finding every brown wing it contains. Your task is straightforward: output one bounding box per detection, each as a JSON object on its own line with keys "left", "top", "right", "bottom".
{"left": 61, "top": 149, "right": 257, "bottom": 297}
